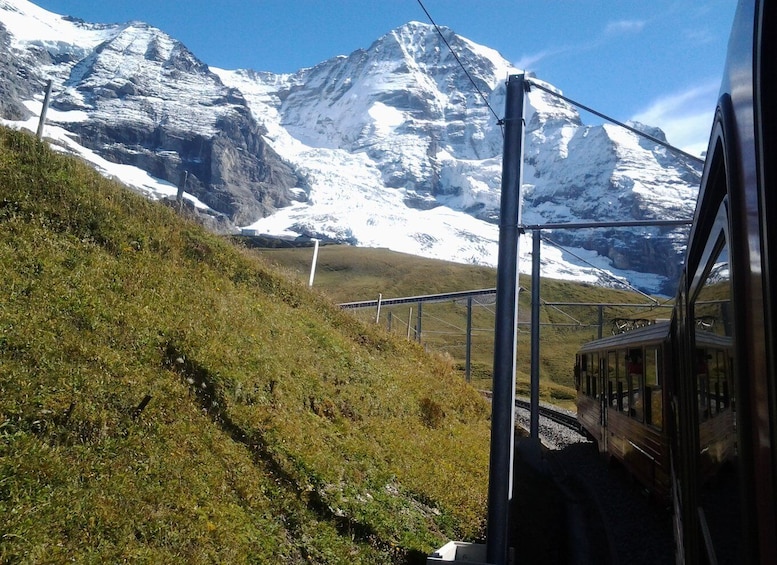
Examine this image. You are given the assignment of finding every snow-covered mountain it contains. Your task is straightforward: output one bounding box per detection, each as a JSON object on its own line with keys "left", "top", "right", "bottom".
{"left": 0, "top": 0, "right": 701, "bottom": 295}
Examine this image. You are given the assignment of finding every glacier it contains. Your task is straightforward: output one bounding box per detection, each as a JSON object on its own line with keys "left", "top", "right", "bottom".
{"left": 0, "top": 0, "right": 702, "bottom": 295}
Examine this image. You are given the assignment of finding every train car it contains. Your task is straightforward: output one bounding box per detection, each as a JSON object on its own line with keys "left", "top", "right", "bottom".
{"left": 575, "top": 321, "right": 736, "bottom": 500}
{"left": 669, "top": 0, "right": 777, "bottom": 562}
{"left": 575, "top": 2, "right": 776, "bottom": 560}
{"left": 575, "top": 321, "right": 674, "bottom": 497}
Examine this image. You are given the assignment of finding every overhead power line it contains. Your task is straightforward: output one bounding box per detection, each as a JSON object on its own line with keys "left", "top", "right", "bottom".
{"left": 526, "top": 79, "right": 706, "bottom": 165}
{"left": 540, "top": 234, "right": 661, "bottom": 305}
{"left": 416, "top": 0, "right": 503, "bottom": 126}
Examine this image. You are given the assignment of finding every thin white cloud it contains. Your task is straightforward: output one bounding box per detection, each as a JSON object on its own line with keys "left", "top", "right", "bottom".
{"left": 515, "top": 48, "right": 559, "bottom": 71}
{"left": 604, "top": 19, "right": 647, "bottom": 36}
{"left": 683, "top": 27, "right": 717, "bottom": 45}
{"left": 516, "top": 18, "right": 647, "bottom": 71}
{"left": 632, "top": 81, "right": 720, "bottom": 156}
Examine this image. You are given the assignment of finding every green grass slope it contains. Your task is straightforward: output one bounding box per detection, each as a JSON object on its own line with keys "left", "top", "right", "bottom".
{"left": 0, "top": 128, "right": 491, "bottom": 563}
{"left": 255, "top": 245, "right": 670, "bottom": 408}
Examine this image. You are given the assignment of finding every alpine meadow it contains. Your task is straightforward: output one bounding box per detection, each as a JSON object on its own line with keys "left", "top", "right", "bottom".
{"left": 0, "top": 127, "right": 494, "bottom": 563}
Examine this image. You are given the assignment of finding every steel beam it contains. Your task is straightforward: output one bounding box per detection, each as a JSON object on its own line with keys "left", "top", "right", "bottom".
{"left": 487, "top": 73, "right": 525, "bottom": 565}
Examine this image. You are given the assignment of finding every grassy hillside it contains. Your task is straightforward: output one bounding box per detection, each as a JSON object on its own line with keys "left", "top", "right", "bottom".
{"left": 0, "top": 128, "right": 493, "bottom": 563}
{"left": 253, "top": 245, "right": 671, "bottom": 406}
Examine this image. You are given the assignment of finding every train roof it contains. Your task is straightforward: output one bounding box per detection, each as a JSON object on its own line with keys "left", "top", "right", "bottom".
{"left": 578, "top": 320, "right": 671, "bottom": 353}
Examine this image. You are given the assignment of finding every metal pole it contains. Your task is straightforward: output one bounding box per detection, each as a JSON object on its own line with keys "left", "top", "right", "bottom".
{"left": 598, "top": 305, "right": 604, "bottom": 339}
{"left": 177, "top": 170, "right": 188, "bottom": 212}
{"left": 487, "top": 73, "right": 525, "bottom": 565}
{"left": 36, "top": 79, "right": 53, "bottom": 140}
{"left": 466, "top": 296, "right": 473, "bottom": 383}
{"left": 308, "top": 239, "right": 320, "bottom": 287}
{"left": 375, "top": 293, "right": 382, "bottom": 324}
{"left": 416, "top": 302, "right": 423, "bottom": 343}
{"left": 530, "top": 230, "right": 541, "bottom": 439}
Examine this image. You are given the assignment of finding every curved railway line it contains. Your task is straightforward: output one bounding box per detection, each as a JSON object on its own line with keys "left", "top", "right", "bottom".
{"left": 510, "top": 397, "right": 674, "bottom": 564}
{"left": 514, "top": 397, "right": 584, "bottom": 437}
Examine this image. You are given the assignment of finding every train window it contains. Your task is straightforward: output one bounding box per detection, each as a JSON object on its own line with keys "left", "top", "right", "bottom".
{"left": 576, "top": 354, "right": 584, "bottom": 393}
{"left": 617, "top": 350, "right": 628, "bottom": 413}
{"left": 696, "top": 348, "right": 712, "bottom": 421}
{"left": 627, "top": 347, "right": 644, "bottom": 422}
{"left": 607, "top": 351, "right": 617, "bottom": 408}
{"left": 644, "top": 346, "right": 662, "bottom": 430}
{"left": 589, "top": 353, "right": 599, "bottom": 398}
{"left": 688, "top": 204, "right": 740, "bottom": 562}
{"left": 693, "top": 238, "right": 733, "bottom": 425}
{"left": 708, "top": 349, "right": 730, "bottom": 415}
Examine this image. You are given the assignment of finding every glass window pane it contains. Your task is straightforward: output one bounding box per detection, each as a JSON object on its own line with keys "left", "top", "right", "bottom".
{"left": 645, "top": 346, "right": 662, "bottom": 429}
{"left": 608, "top": 351, "right": 617, "bottom": 408}
{"left": 691, "top": 233, "right": 738, "bottom": 561}
{"left": 617, "top": 350, "right": 628, "bottom": 413}
{"left": 628, "top": 347, "right": 644, "bottom": 421}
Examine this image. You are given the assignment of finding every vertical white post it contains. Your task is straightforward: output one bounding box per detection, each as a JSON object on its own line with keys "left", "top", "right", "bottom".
{"left": 375, "top": 293, "right": 382, "bottom": 323}
{"left": 177, "top": 170, "right": 188, "bottom": 211}
{"left": 36, "top": 80, "right": 53, "bottom": 140}
{"left": 308, "top": 239, "right": 320, "bottom": 287}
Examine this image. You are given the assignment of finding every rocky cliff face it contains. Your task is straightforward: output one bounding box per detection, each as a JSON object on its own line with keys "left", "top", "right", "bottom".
{"left": 1, "top": 1, "right": 701, "bottom": 293}
{"left": 0, "top": 2, "right": 302, "bottom": 230}
{"left": 0, "top": 24, "right": 36, "bottom": 120}
{"left": 219, "top": 22, "right": 699, "bottom": 293}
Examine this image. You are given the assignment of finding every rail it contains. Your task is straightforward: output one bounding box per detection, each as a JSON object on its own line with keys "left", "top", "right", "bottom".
{"left": 482, "top": 391, "right": 587, "bottom": 437}
{"left": 514, "top": 397, "right": 586, "bottom": 436}
{"left": 339, "top": 288, "right": 496, "bottom": 309}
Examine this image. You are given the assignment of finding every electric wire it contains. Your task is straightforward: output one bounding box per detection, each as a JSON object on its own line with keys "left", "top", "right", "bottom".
{"left": 416, "top": 0, "right": 503, "bottom": 127}
{"left": 526, "top": 79, "right": 705, "bottom": 165}
{"left": 421, "top": 311, "right": 467, "bottom": 332}
{"left": 541, "top": 299, "right": 583, "bottom": 325}
{"left": 616, "top": 295, "right": 675, "bottom": 322}
{"left": 540, "top": 234, "right": 660, "bottom": 305}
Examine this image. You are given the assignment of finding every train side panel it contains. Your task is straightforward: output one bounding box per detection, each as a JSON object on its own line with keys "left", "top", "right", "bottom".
{"left": 575, "top": 324, "right": 673, "bottom": 497}
{"left": 670, "top": 1, "right": 777, "bottom": 562}
{"left": 576, "top": 393, "right": 602, "bottom": 445}
{"left": 603, "top": 409, "right": 671, "bottom": 496}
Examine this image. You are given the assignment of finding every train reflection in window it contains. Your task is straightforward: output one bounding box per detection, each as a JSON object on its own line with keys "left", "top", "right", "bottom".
{"left": 690, "top": 235, "right": 739, "bottom": 562}
{"left": 692, "top": 240, "right": 734, "bottom": 459}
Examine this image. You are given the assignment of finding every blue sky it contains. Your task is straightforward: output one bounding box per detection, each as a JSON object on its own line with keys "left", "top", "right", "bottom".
{"left": 33, "top": 0, "right": 738, "bottom": 155}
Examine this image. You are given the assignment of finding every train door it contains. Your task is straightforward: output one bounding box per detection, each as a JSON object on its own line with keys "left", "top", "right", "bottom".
{"left": 602, "top": 350, "right": 618, "bottom": 454}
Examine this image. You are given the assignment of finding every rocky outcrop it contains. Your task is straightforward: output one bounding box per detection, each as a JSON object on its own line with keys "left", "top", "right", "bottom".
{"left": 1, "top": 6, "right": 303, "bottom": 227}
{"left": 1, "top": 2, "right": 703, "bottom": 293}
{"left": 0, "top": 23, "right": 37, "bottom": 120}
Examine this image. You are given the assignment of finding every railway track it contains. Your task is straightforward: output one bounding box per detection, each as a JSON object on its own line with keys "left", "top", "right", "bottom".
{"left": 514, "top": 397, "right": 585, "bottom": 436}
{"left": 479, "top": 390, "right": 587, "bottom": 449}
{"left": 508, "top": 396, "right": 674, "bottom": 563}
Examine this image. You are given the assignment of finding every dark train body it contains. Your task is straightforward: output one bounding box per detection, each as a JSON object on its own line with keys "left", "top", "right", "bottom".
{"left": 576, "top": 321, "right": 675, "bottom": 498}
{"left": 575, "top": 0, "right": 776, "bottom": 562}
{"left": 576, "top": 321, "right": 736, "bottom": 499}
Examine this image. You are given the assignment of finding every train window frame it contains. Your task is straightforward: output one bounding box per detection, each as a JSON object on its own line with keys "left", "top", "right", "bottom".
{"left": 617, "top": 350, "right": 628, "bottom": 413}
{"left": 627, "top": 347, "right": 644, "bottom": 422}
{"left": 688, "top": 200, "right": 729, "bottom": 302}
{"left": 644, "top": 345, "right": 662, "bottom": 430}
{"left": 607, "top": 350, "right": 618, "bottom": 409}
{"left": 582, "top": 352, "right": 597, "bottom": 399}
{"left": 689, "top": 198, "right": 733, "bottom": 404}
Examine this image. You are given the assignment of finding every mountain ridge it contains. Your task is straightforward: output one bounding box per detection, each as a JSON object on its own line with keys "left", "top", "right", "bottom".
{"left": 0, "top": 0, "right": 701, "bottom": 294}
